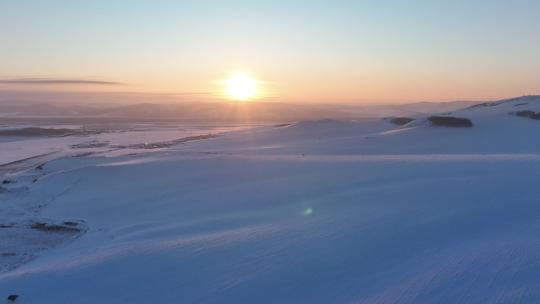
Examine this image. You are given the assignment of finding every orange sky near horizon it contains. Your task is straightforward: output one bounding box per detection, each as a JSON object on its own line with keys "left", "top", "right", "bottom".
{"left": 1, "top": 67, "right": 537, "bottom": 105}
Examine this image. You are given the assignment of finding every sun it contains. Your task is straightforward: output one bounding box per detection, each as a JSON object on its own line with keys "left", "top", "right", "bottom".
{"left": 225, "top": 72, "right": 258, "bottom": 101}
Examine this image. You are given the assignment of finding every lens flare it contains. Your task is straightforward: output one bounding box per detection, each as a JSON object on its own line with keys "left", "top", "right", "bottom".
{"left": 303, "top": 208, "right": 313, "bottom": 216}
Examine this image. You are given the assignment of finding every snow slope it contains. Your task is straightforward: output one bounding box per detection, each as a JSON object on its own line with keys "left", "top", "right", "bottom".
{"left": 175, "top": 96, "right": 540, "bottom": 155}
{"left": 2, "top": 96, "right": 540, "bottom": 303}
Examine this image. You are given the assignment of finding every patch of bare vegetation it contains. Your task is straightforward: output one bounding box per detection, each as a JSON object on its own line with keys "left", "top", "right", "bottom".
{"left": 30, "top": 222, "right": 81, "bottom": 234}
{"left": 390, "top": 117, "right": 415, "bottom": 126}
{"left": 428, "top": 116, "right": 473, "bottom": 127}
{"left": 0, "top": 127, "right": 84, "bottom": 137}
{"left": 0, "top": 220, "right": 85, "bottom": 273}
{"left": 515, "top": 110, "right": 540, "bottom": 121}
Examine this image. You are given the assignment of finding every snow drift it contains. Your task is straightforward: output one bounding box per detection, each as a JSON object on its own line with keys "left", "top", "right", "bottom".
{"left": 2, "top": 96, "right": 540, "bottom": 303}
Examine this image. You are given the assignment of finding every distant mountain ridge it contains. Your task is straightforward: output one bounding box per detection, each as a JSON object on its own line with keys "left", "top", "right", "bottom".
{"left": 1, "top": 96, "right": 537, "bottom": 122}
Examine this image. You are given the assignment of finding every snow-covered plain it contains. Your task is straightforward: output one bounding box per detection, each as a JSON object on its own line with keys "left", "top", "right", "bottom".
{"left": 0, "top": 124, "right": 252, "bottom": 166}
{"left": 2, "top": 96, "right": 540, "bottom": 303}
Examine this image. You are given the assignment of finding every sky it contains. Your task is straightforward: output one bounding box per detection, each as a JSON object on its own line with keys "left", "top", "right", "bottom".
{"left": 1, "top": 0, "right": 539, "bottom": 104}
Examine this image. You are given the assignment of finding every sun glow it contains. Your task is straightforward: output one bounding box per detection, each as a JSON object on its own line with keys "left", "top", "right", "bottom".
{"left": 225, "top": 72, "right": 259, "bottom": 101}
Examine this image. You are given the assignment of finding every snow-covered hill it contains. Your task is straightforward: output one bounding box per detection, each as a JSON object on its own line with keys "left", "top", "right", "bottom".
{"left": 175, "top": 95, "right": 540, "bottom": 155}
{"left": 1, "top": 96, "right": 540, "bottom": 303}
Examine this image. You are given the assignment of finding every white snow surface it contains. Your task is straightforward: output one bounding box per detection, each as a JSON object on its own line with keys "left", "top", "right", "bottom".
{"left": 2, "top": 96, "right": 540, "bottom": 303}
{"left": 0, "top": 124, "right": 251, "bottom": 165}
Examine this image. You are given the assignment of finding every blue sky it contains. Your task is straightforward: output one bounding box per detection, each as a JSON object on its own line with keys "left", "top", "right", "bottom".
{"left": 1, "top": 0, "right": 539, "bottom": 103}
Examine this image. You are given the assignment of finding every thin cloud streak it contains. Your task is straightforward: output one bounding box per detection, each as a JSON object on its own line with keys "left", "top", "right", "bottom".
{"left": 0, "top": 89, "right": 217, "bottom": 105}
{"left": 0, "top": 78, "right": 124, "bottom": 85}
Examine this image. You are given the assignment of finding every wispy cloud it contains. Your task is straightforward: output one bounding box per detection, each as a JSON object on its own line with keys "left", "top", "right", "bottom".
{"left": 0, "top": 78, "right": 123, "bottom": 86}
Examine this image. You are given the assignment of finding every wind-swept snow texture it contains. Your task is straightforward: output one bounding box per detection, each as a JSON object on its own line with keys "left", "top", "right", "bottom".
{"left": 2, "top": 96, "right": 540, "bottom": 303}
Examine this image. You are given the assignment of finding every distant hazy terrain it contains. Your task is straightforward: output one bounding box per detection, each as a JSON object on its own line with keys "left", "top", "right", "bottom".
{"left": 0, "top": 98, "right": 478, "bottom": 123}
